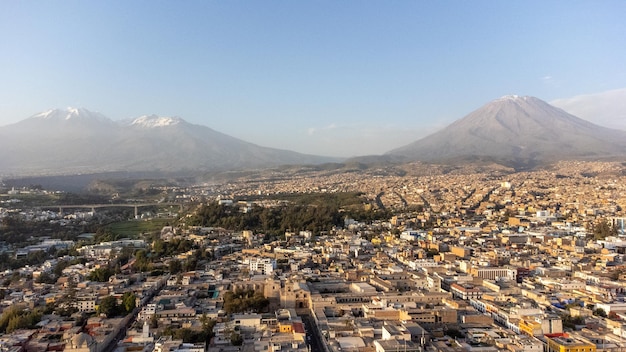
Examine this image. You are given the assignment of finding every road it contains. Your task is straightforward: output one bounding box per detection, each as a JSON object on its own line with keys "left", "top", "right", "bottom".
{"left": 300, "top": 313, "right": 326, "bottom": 352}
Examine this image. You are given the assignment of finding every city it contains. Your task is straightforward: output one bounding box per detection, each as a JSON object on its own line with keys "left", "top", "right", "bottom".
{"left": 1, "top": 2, "right": 625, "bottom": 352}
{"left": 0, "top": 160, "right": 625, "bottom": 352}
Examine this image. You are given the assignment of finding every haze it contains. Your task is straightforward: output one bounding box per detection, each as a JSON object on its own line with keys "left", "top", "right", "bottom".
{"left": 1, "top": 1, "right": 625, "bottom": 157}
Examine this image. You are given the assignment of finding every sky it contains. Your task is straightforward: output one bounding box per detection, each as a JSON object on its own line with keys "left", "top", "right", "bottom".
{"left": 1, "top": 1, "right": 625, "bottom": 157}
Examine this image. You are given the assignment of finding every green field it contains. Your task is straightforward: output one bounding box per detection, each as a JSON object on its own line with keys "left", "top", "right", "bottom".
{"left": 105, "top": 218, "right": 173, "bottom": 238}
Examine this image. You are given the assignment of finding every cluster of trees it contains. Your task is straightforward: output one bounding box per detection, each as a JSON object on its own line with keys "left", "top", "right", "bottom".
{"left": 93, "top": 228, "right": 124, "bottom": 243}
{"left": 132, "top": 246, "right": 203, "bottom": 274}
{"left": 167, "top": 258, "right": 198, "bottom": 275}
{"left": 97, "top": 292, "right": 137, "bottom": 318}
{"left": 87, "top": 267, "right": 116, "bottom": 282}
{"left": 191, "top": 202, "right": 342, "bottom": 235}
{"left": 0, "top": 251, "right": 50, "bottom": 272}
{"left": 161, "top": 314, "right": 216, "bottom": 343}
{"left": 151, "top": 239, "right": 195, "bottom": 257}
{"left": 223, "top": 289, "right": 270, "bottom": 314}
{"left": 561, "top": 314, "right": 585, "bottom": 330}
{"left": 590, "top": 220, "right": 619, "bottom": 240}
{"left": 593, "top": 307, "right": 607, "bottom": 318}
{"left": 0, "top": 306, "right": 42, "bottom": 333}
{"left": 189, "top": 192, "right": 389, "bottom": 235}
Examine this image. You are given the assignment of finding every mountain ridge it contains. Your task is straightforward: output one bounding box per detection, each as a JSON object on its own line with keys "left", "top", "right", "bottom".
{"left": 0, "top": 108, "right": 339, "bottom": 176}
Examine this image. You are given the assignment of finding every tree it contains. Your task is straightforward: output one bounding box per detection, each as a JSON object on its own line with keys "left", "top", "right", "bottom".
{"left": 149, "top": 314, "right": 159, "bottom": 328}
{"left": 222, "top": 289, "right": 269, "bottom": 314}
{"left": 97, "top": 296, "right": 119, "bottom": 318}
{"left": 153, "top": 240, "right": 165, "bottom": 256}
{"left": 53, "top": 260, "right": 71, "bottom": 277}
{"left": 122, "top": 292, "right": 136, "bottom": 314}
{"left": 88, "top": 267, "right": 114, "bottom": 282}
{"left": 168, "top": 259, "right": 182, "bottom": 274}
{"left": 134, "top": 249, "right": 152, "bottom": 272}
{"left": 183, "top": 258, "right": 197, "bottom": 272}
{"left": 445, "top": 328, "right": 464, "bottom": 339}
{"left": 591, "top": 220, "right": 618, "bottom": 240}
{"left": 230, "top": 332, "right": 243, "bottom": 346}
{"left": 36, "top": 272, "right": 56, "bottom": 284}
{"left": 0, "top": 306, "right": 42, "bottom": 333}
{"left": 0, "top": 306, "right": 21, "bottom": 333}
{"left": 200, "top": 313, "right": 216, "bottom": 337}
{"left": 561, "top": 314, "right": 585, "bottom": 330}
{"left": 593, "top": 308, "right": 606, "bottom": 318}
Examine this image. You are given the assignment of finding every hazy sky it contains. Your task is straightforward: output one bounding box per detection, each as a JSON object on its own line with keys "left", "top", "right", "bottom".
{"left": 1, "top": 1, "right": 625, "bottom": 157}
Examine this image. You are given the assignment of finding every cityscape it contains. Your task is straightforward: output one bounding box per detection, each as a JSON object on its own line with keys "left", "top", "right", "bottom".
{"left": 0, "top": 159, "right": 625, "bottom": 352}
{"left": 1, "top": 1, "right": 626, "bottom": 352}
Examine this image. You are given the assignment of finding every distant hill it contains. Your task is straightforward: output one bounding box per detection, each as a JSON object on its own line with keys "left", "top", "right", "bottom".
{"left": 0, "top": 108, "right": 339, "bottom": 176}
{"left": 387, "top": 95, "right": 626, "bottom": 168}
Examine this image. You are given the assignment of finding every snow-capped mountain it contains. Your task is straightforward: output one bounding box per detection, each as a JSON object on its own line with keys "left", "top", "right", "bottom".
{"left": 0, "top": 108, "right": 337, "bottom": 176}
{"left": 128, "top": 115, "right": 183, "bottom": 128}
{"left": 32, "top": 107, "right": 110, "bottom": 122}
{"left": 387, "top": 95, "right": 626, "bottom": 167}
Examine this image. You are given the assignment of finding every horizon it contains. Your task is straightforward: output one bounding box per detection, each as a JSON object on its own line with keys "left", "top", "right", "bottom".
{"left": 1, "top": 1, "right": 625, "bottom": 157}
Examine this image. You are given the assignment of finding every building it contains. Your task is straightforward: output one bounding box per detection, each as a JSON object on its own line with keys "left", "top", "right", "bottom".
{"left": 450, "top": 283, "right": 482, "bottom": 300}
{"left": 545, "top": 335, "right": 596, "bottom": 352}
{"left": 249, "top": 258, "right": 276, "bottom": 275}
{"left": 470, "top": 266, "right": 517, "bottom": 281}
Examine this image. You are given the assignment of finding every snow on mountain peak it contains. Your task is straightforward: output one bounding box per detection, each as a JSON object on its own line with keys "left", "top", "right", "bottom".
{"left": 131, "top": 115, "right": 183, "bottom": 128}
{"left": 31, "top": 107, "right": 109, "bottom": 122}
{"left": 498, "top": 95, "right": 529, "bottom": 102}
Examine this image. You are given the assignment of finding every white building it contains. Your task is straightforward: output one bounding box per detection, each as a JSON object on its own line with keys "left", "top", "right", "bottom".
{"left": 249, "top": 258, "right": 276, "bottom": 275}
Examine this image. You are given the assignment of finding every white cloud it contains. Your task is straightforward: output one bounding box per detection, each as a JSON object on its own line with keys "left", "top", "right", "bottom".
{"left": 307, "top": 123, "right": 337, "bottom": 136}
{"left": 551, "top": 88, "right": 626, "bottom": 130}
{"left": 541, "top": 75, "right": 560, "bottom": 88}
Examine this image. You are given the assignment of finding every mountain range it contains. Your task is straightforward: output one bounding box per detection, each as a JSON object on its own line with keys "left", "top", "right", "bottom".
{"left": 0, "top": 108, "right": 337, "bottom": 176}
{"left": 1, "top": 95, "right": 626, "bottom": 176}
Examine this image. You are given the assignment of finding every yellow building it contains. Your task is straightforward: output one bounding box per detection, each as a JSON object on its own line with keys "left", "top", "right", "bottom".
{"left": 450, "top": 246, "right": 471, "bottom": 259}
{"left": 519, "top": 318, "right": 542, "bottom": 336}
{"left": 546, "top": 336, "right": 595, "bottom": 352}
{"left": 278, "top": 322, "right": 292, "bottom": 333}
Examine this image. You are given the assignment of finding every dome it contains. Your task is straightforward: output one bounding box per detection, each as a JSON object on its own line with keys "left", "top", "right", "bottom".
{"left": 72, "top": 332, "right": 94, "bottom": 348}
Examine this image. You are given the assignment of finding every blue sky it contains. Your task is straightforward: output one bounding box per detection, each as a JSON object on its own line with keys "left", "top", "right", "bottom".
{"left": 1, "top": 1, "right": 625, "bottom": 157}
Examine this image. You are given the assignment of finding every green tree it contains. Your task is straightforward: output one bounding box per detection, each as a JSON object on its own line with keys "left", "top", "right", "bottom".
{"left": 97, "top": 296, "right": 119, "bottom": 318}
{"left": 591, "top": 220, "right": 618, "bottom": 240}
{"left": 230, "top": 332, "right": 243, "bottom": 346}
{"left": 200, "top": 313, "right": 216, "bottom": 335}
{"left": 0, "top": 306, "right": 21, "bottom": 333}
{"left": 561, "top": 314, "right": 585, "bottom": 329}
{"left": 183, "top": 258, "right": 197, "bottom": 272}
{"left": 153, "top": 239, "right": 165, "bottom": 256}
{"left": 222, "top": 289, "right": 269, "bottom": 314}
{"left": 594, "top": 308, "right": 607, "bottom": 318}
{"left": 122, "top": 292, "right": 136, "bottom": 314}
{"left": 36, "top": 272, "right": 56, "bottom": 284}
{"left": 149, "top": 314, "right": 159, "bottom": 328}
{"left": 87, "top": 267, "right": 114, "bottom": 282}
{"left": 0, "top": 306, "right": 42, "bottom": 333}
{"left": 134, "top": 249, "right": 152, "bottom": 272}
{"left": 168, "top": 259, "right": 183, "bottom": 274}
{"left": 53, "top": 260, "right": 70, "bottom": 277}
